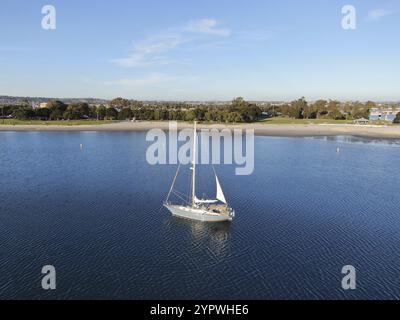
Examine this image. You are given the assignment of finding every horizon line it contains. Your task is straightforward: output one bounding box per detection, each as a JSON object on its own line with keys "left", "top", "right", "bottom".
{"left": 1, "top": 94, "right": 399, "bottom": 104}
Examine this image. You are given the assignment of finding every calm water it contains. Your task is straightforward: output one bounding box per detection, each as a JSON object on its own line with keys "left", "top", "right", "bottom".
{"left": 0, "top": 132, "right": 400, "bottom": 300}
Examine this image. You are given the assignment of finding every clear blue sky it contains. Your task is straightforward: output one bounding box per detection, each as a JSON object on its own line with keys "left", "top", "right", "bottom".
{"left": 0, "top": 0, "right": 399, "bottom": 101}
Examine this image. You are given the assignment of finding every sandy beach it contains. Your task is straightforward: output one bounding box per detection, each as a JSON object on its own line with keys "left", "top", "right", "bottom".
{"left": 1, "top": 121, "right": 400, "bottom": 139}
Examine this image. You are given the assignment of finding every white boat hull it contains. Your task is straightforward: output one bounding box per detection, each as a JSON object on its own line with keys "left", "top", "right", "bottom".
{"left": 165, "top": 204, "right": 233, "bottom": 222}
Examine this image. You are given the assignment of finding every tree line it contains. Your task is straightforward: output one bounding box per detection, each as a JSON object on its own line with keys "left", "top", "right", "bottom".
{"left": 2, "top": 96, "right": 399, "bottom": 123}
{"left": 0, "top": 97, "right": 263, "bottom": 123}
{"left": 264, "top": 98, "right": 377, "bottom": 120}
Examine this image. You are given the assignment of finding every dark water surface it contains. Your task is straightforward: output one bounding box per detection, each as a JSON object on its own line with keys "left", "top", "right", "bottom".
{"left": 0, "top": 132, "right": 399, "bottom": 299}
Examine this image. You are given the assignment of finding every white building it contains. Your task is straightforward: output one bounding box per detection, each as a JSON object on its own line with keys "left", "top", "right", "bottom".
{"left": 369, "top": 107, "right": 400, "bottom": 121}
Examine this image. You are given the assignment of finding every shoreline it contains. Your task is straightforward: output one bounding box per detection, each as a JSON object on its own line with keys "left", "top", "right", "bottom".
{"left": 1, "top": 121, "right": 400, "bottom": 139}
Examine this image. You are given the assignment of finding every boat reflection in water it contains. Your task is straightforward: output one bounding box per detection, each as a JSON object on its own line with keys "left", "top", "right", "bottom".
{"left": 166, "top": 216, "right": 232, "bottom": 258}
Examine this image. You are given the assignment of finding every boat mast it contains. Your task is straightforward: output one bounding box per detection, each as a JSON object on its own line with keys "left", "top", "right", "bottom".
{"left": 191, "top": 121, "right": 197, "bottom": 207}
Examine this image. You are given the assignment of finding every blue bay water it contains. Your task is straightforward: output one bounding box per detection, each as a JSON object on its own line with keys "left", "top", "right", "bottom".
{"left": 0, "top": 132, "right": 399, "bottom": 299}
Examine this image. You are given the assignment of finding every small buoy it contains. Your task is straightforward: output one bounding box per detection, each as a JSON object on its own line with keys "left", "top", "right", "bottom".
{"left": 336, "top": 147, "right": 340, "bottom": 153}
{"left": 80, "top": 144, "right": 84, "bottom": 150}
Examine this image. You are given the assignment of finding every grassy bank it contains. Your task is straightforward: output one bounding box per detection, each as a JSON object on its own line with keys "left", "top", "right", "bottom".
{"left": 0, "top": 118, "right": 394, "bottom": 126}
{"left": 260, "top": 118, "right": 352, "bottom": 124}
{"left": 259, "top": 118, "right": 393, "bottom": 125}
{"left": 0, "top": 119, "right": 116, "bottom": 126}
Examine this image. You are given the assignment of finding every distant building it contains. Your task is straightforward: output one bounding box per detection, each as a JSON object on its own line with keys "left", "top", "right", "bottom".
{"left": 39, "top": 102, "right": 48, "bottom": 109}
{"left": 369, "top": 107, "right": 400, "bottom": 122}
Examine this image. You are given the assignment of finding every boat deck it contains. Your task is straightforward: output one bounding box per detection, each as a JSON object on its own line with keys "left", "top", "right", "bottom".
{"left": 202, "top": 204, "right": 230, "bottom": 215}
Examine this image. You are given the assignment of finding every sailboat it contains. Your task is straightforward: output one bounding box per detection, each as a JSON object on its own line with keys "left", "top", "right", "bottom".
{"left": 164, "top": 122, "right": 235, "bottom": 222}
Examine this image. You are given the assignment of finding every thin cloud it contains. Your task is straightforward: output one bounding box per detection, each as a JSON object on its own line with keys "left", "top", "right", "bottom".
{"left": 184, "top": 19, "right": 231, "bottom": 37}
{"left": 110, "top": 34, "right": 184, "bottom": 68}
{"left": 367, "top": 9, "right": 394, "bottom": 21}
{"left": 111, "top": 18, "right": 230, "bottom": 68}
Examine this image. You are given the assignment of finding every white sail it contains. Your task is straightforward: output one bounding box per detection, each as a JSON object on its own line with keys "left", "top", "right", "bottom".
{"left": 215, "top": 174, "right": 227, "bottom": 204}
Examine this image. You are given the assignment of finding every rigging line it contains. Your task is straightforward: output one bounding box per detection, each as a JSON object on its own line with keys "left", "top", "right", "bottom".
{"left": 172, "top": 189, "right": 189, "bottom": 199}
{"left": 165, "top": 163, "right": 181, "bottom": 203}
{"left": 212, "top": 164, "right": 217, "bottom": 176}
{"left": 172, "top": 190, "right": 187, "bottom": 199}
{"left": 171, "top": 191, "right": 188, "bottom": 204}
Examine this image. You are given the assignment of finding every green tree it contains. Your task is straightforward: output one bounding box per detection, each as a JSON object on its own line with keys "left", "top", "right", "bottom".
{"left": 329, "top": 108, "right": 345, "bottom": 120}
{"left": 204, "top": 111, "right": 214, "bottom": 122}
{"left": 12, "top": 108, "right": 34, "bottom": 120}
{"left": 326, "top": 100, "right": 345, "bottom": 120}
{"left": 290, "top": 97, "right": 308, "bottom": 119}
{"left": 47, "top": 100, "right": 67, "bottom": 120}
{"left": 312, "top": 100, "right": 327, "bottom": 118}
{"left": 96, "top": 105, "right": 107, "bottom": 120}
{"left": 50, "top": 109, "right": 64, "bottom": 120}
{"left": 231, "top": 97, "right": 248, "bottom": 110}
{"left": 110, "top": 97, "right": 131, "bottom": 108}
{"left": 365, "top": 101, "right": 377, "bottom": 109}
{"left": 352, "top": 108, "right": 369, "bottom": 119}
{"left": 229, "top": 97, "right": 261, "bottom": 122}
{"left": 105, "top": 107, "right": 118, "bottom": 120}
{"left": 394, "top": 112, "right": 400, "bottom": 124}
{"left": 35, "top": 108, "right": 51, "bottom": 120}
{"left": 63, "top": 103, "right": 90, "bottom": 120}
{"left": 184, "top": 109, "right": 197, "bottom": 121}
{"left": 47, "top": 100, "right": 67, "bottom": 111}
{"left": 119, "top": 108, "right": 133, "bottom": 120}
